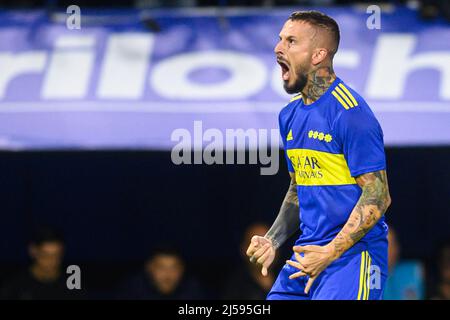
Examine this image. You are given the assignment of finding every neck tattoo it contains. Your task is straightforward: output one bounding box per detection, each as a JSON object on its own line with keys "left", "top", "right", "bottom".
{"left": 302, "top": 66, "right": 336, "bottom": 105}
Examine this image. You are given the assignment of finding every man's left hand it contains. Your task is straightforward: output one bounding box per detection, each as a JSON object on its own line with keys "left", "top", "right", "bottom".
{"left": 286, "top": 244, "right": 338, "bottom": 294}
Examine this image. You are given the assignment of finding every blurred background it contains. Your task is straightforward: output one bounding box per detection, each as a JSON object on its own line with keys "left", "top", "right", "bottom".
{"left": 0, "top": 0, "right": 449, "bottom": 300}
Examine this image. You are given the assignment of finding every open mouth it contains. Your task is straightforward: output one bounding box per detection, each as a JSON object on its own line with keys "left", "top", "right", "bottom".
{"left": 277, "top": 59, "right": 290, "bottom": 81}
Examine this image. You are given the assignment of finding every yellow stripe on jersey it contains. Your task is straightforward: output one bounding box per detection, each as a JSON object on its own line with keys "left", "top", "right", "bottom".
{"left": 290, "top": 94, "right": 302, "bottom": 102}
{"left": 331, "top": 90, "right": 350, "bottom": 110}
{"left": 338, "top": 83, "right": 358, "bottom": 107}
{"left": 286, "top": 148, "right": 356, "bottom": 186}
{"left": 365, "top": 253, "right": 372, "bottom": 300}
{"left": 363, "top": 252, "right": 369, "bottom": 300}
{"left": 357, "top": 251, "right": 366, "bottom": 300}
{"left": 335, "top": 86, "right": 355, "bottom": 108}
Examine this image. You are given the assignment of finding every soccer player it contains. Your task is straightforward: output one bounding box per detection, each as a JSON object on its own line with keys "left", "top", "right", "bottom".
{"left": 246, "top": 11, "right": 391, "bottom": 300}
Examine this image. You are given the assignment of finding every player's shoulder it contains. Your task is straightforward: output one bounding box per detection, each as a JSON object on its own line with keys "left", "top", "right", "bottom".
{"left": 279, "top": 93, "right": 301, "bottom": 120}
{"left": 330, "top": 79, "right": 377, "bottom": 122}
{"left": 330, "top": 79, "right": 368, "bottom": 112}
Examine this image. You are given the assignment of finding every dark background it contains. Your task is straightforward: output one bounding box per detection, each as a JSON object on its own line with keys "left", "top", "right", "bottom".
{"left": 0, "top": 147, "right": 449, "bottom": 297}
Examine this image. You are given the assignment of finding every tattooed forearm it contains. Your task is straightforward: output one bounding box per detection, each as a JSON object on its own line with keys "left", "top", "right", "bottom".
{"left": 330, "top": 170, "right": 391, "bottom": 258}
{"left": 265, "top": 176, "right": 300, "bottom": 249}
{"left": 302, "top": 66, "right": 336, "bottom": 105}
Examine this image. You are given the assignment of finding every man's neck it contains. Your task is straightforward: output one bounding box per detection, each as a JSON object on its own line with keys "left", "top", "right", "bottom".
{"left": 301, "top": 66, "right": 336, "bottom": 105}
{"left": 30, "top": 265, "right": 60, "bottom": 282}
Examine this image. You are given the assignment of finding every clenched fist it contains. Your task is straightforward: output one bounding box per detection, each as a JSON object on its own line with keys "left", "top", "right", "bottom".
{"left": 246, "top": 235, "right": 276, "bottom": 276}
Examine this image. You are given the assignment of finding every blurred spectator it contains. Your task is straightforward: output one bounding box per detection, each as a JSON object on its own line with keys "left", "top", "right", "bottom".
{"left": 221, "top": 223, "right": 275, "bottom": 300}
{"left": 117, "top": 245, "right": 205, "bottom": 299}
{"left": 383, "top": 226, "right": 425, "bottom": 300}
{"left": 418, "top": 0, "right": 450, "bottom": 22}
{"left": 0, "top": 226, "right": 81, "bottom": 300}
{"left": 431, "top": 240, "right": 450, "bottom": 300}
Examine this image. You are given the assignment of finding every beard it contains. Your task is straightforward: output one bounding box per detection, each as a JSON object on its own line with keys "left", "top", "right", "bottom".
{"left": 283, "top": 65, "right": 308, "bottom": 95}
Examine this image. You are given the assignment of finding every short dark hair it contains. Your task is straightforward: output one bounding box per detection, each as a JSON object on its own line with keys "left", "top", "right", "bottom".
{"left": 30, "top": 226, "right": 64, "bottom": 246}
{"left": 288, "top": 10, "right": 340, "bottom": 55}
{"left": 147, "top": 244, "right": 184, "bottom": 262}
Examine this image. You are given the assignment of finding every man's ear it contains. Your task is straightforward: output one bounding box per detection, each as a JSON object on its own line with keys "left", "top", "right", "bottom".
{"left": 311, "top": 48, "right": 328, "bottom": 66}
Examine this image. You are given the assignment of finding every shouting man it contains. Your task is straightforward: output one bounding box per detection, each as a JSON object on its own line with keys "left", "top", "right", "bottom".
{"left": 247, "top": 11, "right": 391, "bottom": 300}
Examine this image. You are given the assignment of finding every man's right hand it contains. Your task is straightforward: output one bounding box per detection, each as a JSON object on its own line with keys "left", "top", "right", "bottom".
{"left": 246, "top": 235, "right": 276, "bottom": 277}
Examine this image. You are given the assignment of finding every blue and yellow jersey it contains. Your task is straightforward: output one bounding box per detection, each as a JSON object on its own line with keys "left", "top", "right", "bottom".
{"left": 279, "top": 77, "right": 388, "bottom": 256}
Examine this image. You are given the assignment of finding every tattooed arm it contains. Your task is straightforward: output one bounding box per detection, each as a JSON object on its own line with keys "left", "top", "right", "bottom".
{"left": 287, "top": 169, "right": 391, "bottom": 293}
{"left": 246, "top": 172, "right": 300, "bottom": 276}
{"left": 330, "top": 170, "right": 391, "bottom": 257}
{"left": 264, "top": 174, "right": 300, "bottom": 249}
{"left": 264, "top": 173, "right": 300, "bottom": 249}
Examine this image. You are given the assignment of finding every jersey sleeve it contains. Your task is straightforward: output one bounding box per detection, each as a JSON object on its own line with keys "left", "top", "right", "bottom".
{"left": 335, "top": 107, "right": 386, "bottom": 177}
{"left": 279, "top": 110, "right": 294, "bottom": 173}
